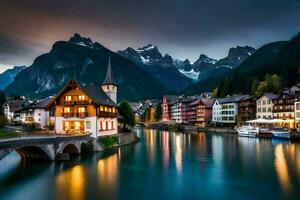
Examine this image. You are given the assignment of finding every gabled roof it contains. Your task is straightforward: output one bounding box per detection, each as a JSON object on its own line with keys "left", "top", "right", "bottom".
{"left": 77, "top": 81, "right": 116, "bottom": 106}
{"left": 102, "top": 57, "right": 117, "bottom": 86}
{"left": 3, "top": 99, "right": 26, "bottom": 112}
{"left": 215, "top": 95, "right": 249, "bottom": 104}
{"left": 32, "top": 97, "right": 54, "bottom": 109}
{"left": 47, "top": 79, "right": 116, "bottom": 108}
{"left": 259, "top": 93, "right": 278, "bottom": 100}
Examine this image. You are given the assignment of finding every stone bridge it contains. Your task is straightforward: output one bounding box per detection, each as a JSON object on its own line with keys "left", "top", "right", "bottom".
{"left": 0, "top": 134, "right": 92, "bottom": 161}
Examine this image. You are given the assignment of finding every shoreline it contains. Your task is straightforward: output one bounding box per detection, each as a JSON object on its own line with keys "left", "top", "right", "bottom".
{"left": 147, "top": 122, "right": 300, "bottom": 141}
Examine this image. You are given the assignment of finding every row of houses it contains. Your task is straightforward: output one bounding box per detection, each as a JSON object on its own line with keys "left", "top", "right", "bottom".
{"left": 161, "top": 83, "right": 300, "bottom": 130}
{"left": 2, "top": 58, "right": 119, "bottom": 138}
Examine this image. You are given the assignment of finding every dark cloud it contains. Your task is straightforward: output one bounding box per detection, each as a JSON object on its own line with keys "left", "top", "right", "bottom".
{"left": 1, "top": 0, "right": 300, "bottom": 72}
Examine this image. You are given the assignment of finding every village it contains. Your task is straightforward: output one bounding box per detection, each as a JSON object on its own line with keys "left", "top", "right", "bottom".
{"left": 129, "top": 83, "right": 300, "bottom": 139}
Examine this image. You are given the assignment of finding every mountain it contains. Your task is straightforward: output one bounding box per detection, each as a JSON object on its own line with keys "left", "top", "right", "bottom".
{"left": 214, "top": 46, "right": 256, "bottom": 69}
{"left": 117, "top": 44, "right": 173, "bottom": 67}
{"left": 0, "top": 66, "right": 26, "bottom": 90}
{"left": 4, "top": 33, "right": 169, "bottom": 101}
{"left": 192, "top": 54, "right": 217, "bottom": 72}
{"left": 117, "top": 45, "right": 192, "bottom": 91}
{"left": 183, "top": 35, "right": 298, "bottom": 96}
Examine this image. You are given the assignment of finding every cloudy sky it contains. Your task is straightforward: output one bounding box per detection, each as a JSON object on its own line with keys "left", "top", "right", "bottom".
{"left": 0, "top": 0, "right": 300, "bottom": 72}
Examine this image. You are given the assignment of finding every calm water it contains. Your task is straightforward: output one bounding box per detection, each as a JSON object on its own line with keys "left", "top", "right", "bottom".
{"left": 1, "top": 129, "right": 300, "bottom": 200}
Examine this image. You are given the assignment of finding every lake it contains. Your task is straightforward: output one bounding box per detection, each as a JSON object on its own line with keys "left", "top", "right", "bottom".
{"left": 0, "top": 128, "right": 300, "bottom": 200}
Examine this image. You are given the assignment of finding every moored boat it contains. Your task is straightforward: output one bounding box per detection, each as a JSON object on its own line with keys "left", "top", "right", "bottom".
{"left": 235, "top": 124, "right": 259, "bottom": 137}
{"left": 271, "top": 127, "right": 290, "bottom": 139}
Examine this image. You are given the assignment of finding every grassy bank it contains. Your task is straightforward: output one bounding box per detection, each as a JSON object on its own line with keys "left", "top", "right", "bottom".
{"left": 98, "top": 136, "right": 119, "bottom": 148}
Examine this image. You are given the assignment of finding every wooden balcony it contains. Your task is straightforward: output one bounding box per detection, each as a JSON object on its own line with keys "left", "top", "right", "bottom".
{"left": 63, "top": 101, "right": 90, "bottom": 106}
{"left": 98, "top": 111, "right": 117, "bottom": 118}
{"left": 62, "top": 112, "right": 88, "bottom": 118}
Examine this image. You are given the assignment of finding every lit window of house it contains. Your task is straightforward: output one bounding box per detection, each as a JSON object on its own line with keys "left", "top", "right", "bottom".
{"left": 102, "top": 121, "right": 106, "bottom": 130}
{"left": 79, "top": 107, "right": 85, "bottom": 113}
{"left": 112, "top": 107, "right": 116, "bottom": 113}
{"left": 79, "top": 95, "right": 86, "bottom": 101}
{"left": 108, "top": 121, "right": 112, "bottom": 129}
{"left": 100, "top": 105, "right": 104, "bottom": 111}
{"left": 109, "top": 107, "right": 112, "bottom": 112}
{"left": 104, "top": 106, "right": 108, "bottom": 112}
{"left": 64, "top": 107, "right": 71, "bottom": 113}
{"left": 65, "top": 96, "right": 72, "bottom": 101}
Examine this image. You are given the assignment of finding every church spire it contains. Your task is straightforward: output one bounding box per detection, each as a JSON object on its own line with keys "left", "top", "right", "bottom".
{"left": 102, "top": 56, "right": 117, "bottom": 86}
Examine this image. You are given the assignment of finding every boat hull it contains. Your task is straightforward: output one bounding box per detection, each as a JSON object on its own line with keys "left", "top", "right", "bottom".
{"left": 272, "top": 132, "right": 290, "bottom": 139}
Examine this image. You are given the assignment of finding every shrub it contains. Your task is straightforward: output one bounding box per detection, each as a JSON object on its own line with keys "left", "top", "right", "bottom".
{"left": 81, "top": 142, "right": 94, "bottom": 155}
{"left": 98, "top": 136, "right": 119, "bottom": 148}
{"left": 0, "top": 116, "right": 8, "bottom": 127}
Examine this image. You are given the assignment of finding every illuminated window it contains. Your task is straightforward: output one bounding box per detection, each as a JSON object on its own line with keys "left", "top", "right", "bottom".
{"left": 108, "top": 121, "right": 112, "bottom": 129}
{"left": 109, "top": 107, "right": 112, "bottom": 112}
{"left": 64, "top": 107, "right": 70, "bottom": 113}
{"left": 64, "top": 121, "right": 70, "bottom": 130}
{"left": 79, "top": 95, "right": 86, "bottom": 101}
{"left": 65, "top": 96, "right": 72, "bottom": 101}
{"left": 100, "top": 105, "right": 104, "bottom": 111}
{"left": 112, "top": 107, "right": 116, "bottom": 113}
{"left": 78, "top": 107, "right": 85, "bottom": 113}
{"left": 104, "top": 106, "right": 108, "bottom": 112}
{"left": 75, "top": 121, "right": 81, "bottom": 130}
{"left": 102, "top": 121, "right": 106, "bottom": 130}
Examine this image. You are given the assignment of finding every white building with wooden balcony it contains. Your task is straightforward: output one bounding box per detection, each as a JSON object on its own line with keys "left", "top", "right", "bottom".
{"left": 46, "top": 57, "right": 118, "bottom": 138}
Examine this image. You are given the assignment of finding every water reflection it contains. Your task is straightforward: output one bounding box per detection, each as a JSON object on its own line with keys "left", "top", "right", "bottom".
{"left": 175, "top": 134, "right": 182, "bottom": 174}
{"left": 97, "top": 153, "right": 119, "bottom": 194}
{"left": 1, "top": 129, "right": 300, "bottom": 199}
{"left": 274, "top": 144, "right": 292, "bottom": 196}
{"left": 55, "top": 165, "right": 85, "bottom": 200}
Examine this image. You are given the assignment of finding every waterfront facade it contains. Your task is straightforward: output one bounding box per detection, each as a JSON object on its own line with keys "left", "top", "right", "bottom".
{"left": 195, "top": 98, "right": 213, "bottom": 127}
{"left": 273, "top": 87, "right": 300, "bottom": 128}
{"left": 256, "top": 93, "right": 277, "bottom": 119}
{"left": 238, "top": 96, "right": 257, "bottom": 122}
{"left": 162, "top": 95, "right": 178, "bottom": 121}
{"left": 47, "top": 59, "right": 118, "bottom": 138}
{"left": 295, "top": 95, "right": 300, "bottom": 131}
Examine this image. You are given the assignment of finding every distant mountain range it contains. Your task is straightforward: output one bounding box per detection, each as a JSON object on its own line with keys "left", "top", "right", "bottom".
{"left": 2, "top": 32, "right": 299, "bottom": 100}
{"left": 118, "top": 44, "right": 255, "bottom": 82}
{"left": 4, "top": 33, "right": 169, "bottom": 101}
{"left": 184, "top": 33, "right": 300, "bottom": 96}
{"left": 0, "top": 66, "right": 26, "bottom": 90}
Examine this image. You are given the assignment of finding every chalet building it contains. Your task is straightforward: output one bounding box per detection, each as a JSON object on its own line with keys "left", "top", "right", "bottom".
{"left": 162, "top": 95, "right": 178, "bottom": 121}
{"left": 16, "top": 97, "right": 53, "bottom": 129}
{"left": 273, "top": 86, "right": 300, "bottom": 128}
{"left": 238, "top": 95, "right": 257, "bottom": 122}
{"left": 169, "top": 98, "right": 194, "bottom": 123}
{"left": 256, "top": 93, "right": 278, "bottom": 119}
{"left": 2, "top": 99, "right": 26, "bottom": 124}
{"left": 188, "top": 98, "right": 213, "bottom": 127}
{"left": 47, "top": 58, "right": 118, "bottom": 138}
{"left": 212, "top": 96, "right": 247, "bottom": 126}
{"left": 294, "top": 94, "right": 300, "bottom": 131}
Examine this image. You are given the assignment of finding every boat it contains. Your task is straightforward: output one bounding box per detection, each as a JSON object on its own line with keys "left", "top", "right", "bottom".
{"left": 235, "top": 124, "right": 259, "bottom": 137}
{"left": 271, "top": 127, "right": 290, "bottom": 139}
{"left": 258, "top": 128, "right": 273, "bottom": 138}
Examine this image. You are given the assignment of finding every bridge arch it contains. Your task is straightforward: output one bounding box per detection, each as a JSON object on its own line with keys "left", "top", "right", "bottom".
{"left": 62, "top": 143, "right": 80, "bottom": 155}
{"left": 16, "top": 145, "right": 54, "bottom": 160}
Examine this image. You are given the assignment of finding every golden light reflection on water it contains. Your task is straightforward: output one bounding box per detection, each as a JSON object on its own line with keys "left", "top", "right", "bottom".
{"left": 275, "top": 144, "right": 292, "bottom": 196}
{"left": 55, "top": 165, "right": 85, "bottom": 200}
{"left": 146, "top": 129, "right": 155, "bottom": 165}
{"left": 97, "top": 153, "right": 118, "bottom": 194}
{"left": 162, "top": 131, "right": 169, "bottom": 168}
{"left": 175, "top": 135, "right": 182, "bottom": 173}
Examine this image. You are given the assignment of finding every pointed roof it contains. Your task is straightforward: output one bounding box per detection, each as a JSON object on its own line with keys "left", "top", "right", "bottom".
{"left": 102, "top": 57, "right": 117, "bottom": 86}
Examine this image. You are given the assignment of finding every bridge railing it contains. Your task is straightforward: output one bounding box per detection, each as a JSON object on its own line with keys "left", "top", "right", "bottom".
{"left": 0, "top": 132, "right": 92, "bottom": 143}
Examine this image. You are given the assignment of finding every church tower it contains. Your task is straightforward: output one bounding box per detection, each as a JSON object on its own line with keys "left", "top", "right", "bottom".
{"left": 102, "top": 57, "right": 118, "bottom": 103}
